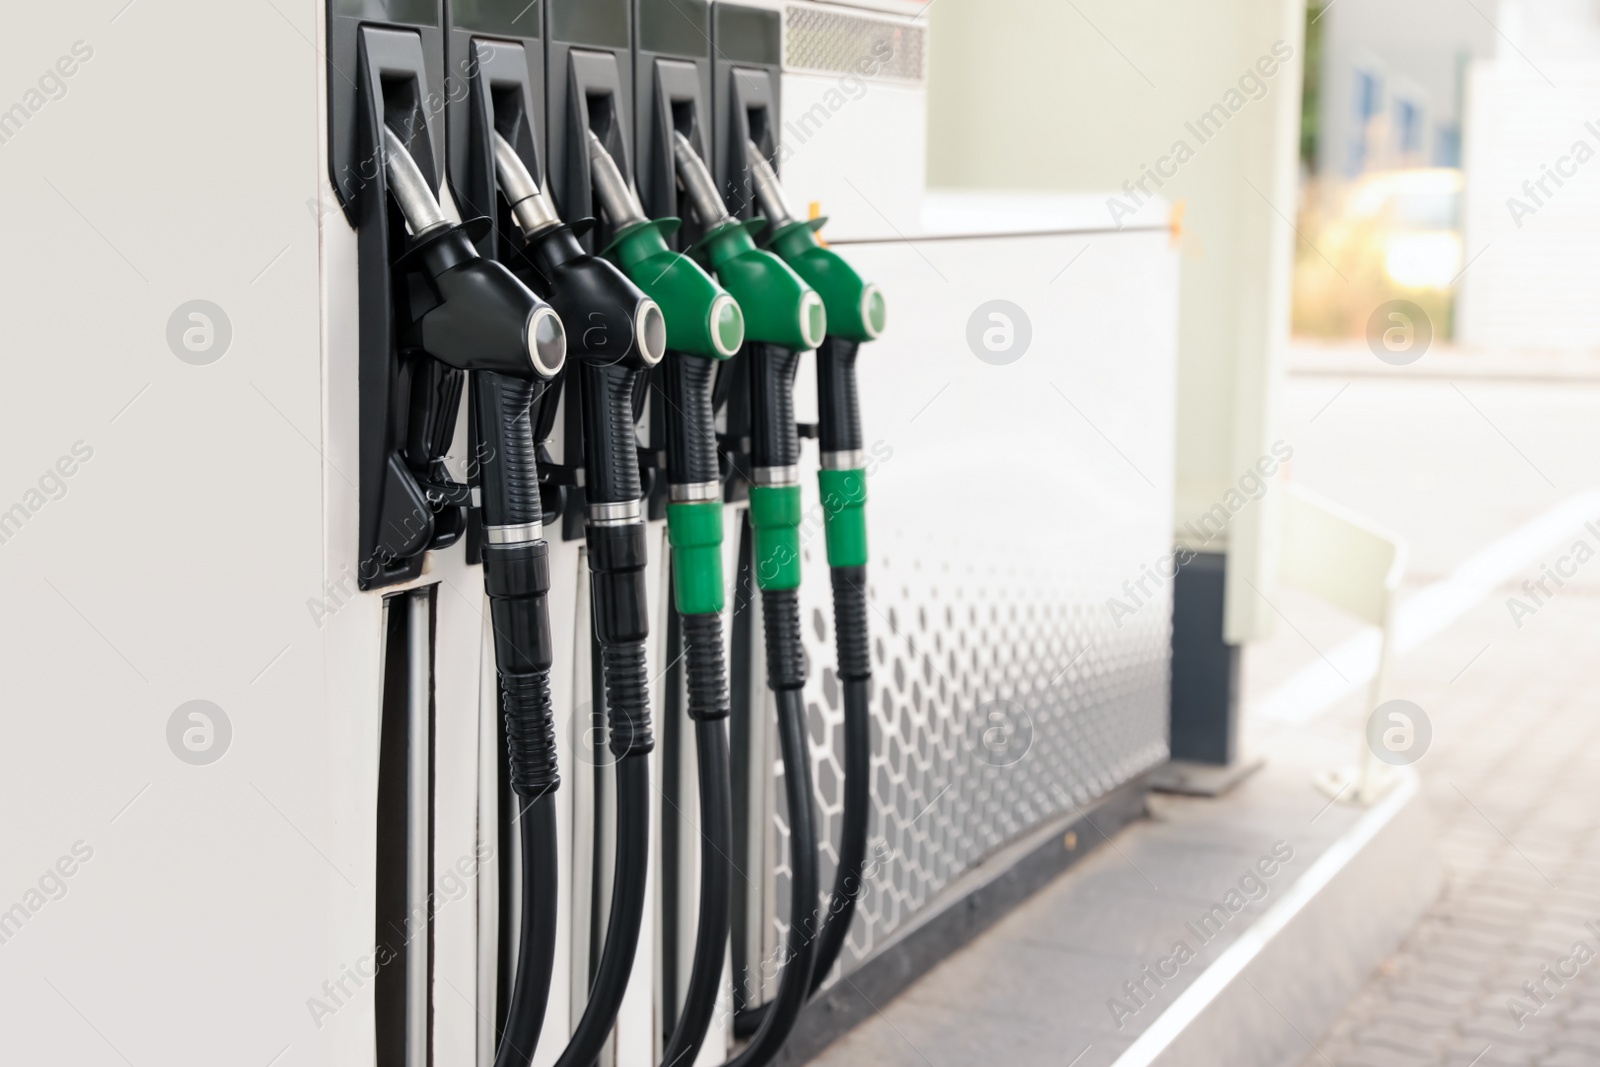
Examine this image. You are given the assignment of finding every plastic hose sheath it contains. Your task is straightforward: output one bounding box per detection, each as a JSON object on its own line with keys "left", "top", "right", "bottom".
{"left": 659, "top": 709, "right": 733, "bottom": 1067}
{"left": 475, "top": 373, "right": 544, "bottom": 525}
{"left": 747, "top": 344, "right": 801, "bottom": 469}
{"left": 493, "top": 794, "right": 559, "bottom": 1067}
{"left": 664, "top": 353, "right": 722, "bottom": 486}
{"left": 600, "top": 640, "right": 654, "bottom": 759}
{"left": 583, "top": 361, "right": 647, "bottom": 504}
{"left": 682, "top": 611, "right": 730, "bottom": 724}
{"left": 553, "top": 752, "right": 652, "bottom": 1067}
{"left": 728, "top": 589, "right": 819, "bottom": 1067}
{"left": 815, "top": 339, "right": 863, "bottom": 454}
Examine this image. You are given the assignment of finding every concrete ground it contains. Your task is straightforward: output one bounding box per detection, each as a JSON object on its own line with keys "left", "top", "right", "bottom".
{"left": 801, "top": 727, "right": 1373, "bottom": 1066}
{"left": 1275, "top": 348, "right": 1600, "bottom": 1067}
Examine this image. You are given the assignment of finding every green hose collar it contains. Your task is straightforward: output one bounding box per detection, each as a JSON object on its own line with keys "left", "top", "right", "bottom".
{"left": 818, "top": 468, "right": 868, "bottom": 568}
{"left": 667, "top": 500, "right": 726, "bottom": 615}
{"left": 748, "top": 484, "right": 803, "bottom": 591}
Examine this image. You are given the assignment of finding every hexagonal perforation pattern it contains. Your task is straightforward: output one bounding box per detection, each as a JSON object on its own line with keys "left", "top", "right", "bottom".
{"left": 767, "top": 540, "right": 1170, "bottom": 985}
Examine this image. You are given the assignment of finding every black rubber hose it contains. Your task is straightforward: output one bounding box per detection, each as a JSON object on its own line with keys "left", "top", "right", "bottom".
{"left": 554, "top": 751, "right": 652, "bottom": 1067}
{"left": 735, "top": 572, "right": 868, "bottom": 1046}
{"left": 527, "top": 224, "right": 659, "bottom": 1067}
{"left": 659, "top": 694, "right": 732, "bottom": 1067}
{"left": 724, "top": 589, "right": 820, "bottom": 1067}
{"left": 494, "top": 792, "right": 559, "bottom": 1067}
{"left": 809, "top": 568, "right": 871, "bottom": 994}
{"left": 658, "top": 339, "right": 734, "bottom": 1066}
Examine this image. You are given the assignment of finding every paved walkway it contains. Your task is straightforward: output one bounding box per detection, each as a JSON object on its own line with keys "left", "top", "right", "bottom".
{"left": 1267, "top": 361, "right": 1600, "bottom": 1067}
{"left": 1286, "top": 588, "right": 1600, "bottom": 1067}
{"left": 803, "top": 737, "right": 1367, "bottom": 1066}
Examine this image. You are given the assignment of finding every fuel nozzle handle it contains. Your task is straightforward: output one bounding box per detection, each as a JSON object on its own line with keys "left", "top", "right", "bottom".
{"left": 587, "top": 131, "right": 744, "bottom": 362}
{"left": 381, "top": 127, "right": 565, "bottom": 791}
{"left": 671, "top": 133, "right": 825, "bottom": 352}
{"left": 489, "top": 126, "right": 660, "bottom": 1067}
{"left": 746, "top": 140, "right": 886, "bottom": 345}
{"left": 745, "top": 141, "right": 884, "bottom": 571}
{"left": 580, "top": 131, "right": 738, "bottom": 624}
{"left": 747, "top": 152, "right": 880, "bottom": 1035}
{"left": 491, "top": 130, "right": 666, "bottom": 508}
{"left": 474, "top": 370, "right": 560, "bottom": 797}
{"left": 383, "top": 127, "right": 568, "bottom": 382}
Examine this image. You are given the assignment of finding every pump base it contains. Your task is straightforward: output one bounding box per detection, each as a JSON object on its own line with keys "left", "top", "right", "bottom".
{"left": 1147, "top": 756, "right": 1266, "bottom": 798}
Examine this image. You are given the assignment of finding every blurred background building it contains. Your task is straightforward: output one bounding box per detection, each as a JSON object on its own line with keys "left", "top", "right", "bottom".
{"left": 1459, "top": 1, "right": 1600, "bottom": 348}
{"left": 1296, "top": 0, "right": 1492, "bottom": 341}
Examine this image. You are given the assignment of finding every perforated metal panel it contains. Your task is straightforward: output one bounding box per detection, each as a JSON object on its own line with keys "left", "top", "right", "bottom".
{"left": 767, "top": 533, "right": 1171, "bottom": 981}
{"left": 783, "top": 4, "right": 926, "bottom": 82}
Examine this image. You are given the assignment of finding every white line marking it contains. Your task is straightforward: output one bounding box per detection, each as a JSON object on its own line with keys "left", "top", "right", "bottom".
{"left": 1110, "top": 774, "right": 1420, "bottom": 1066}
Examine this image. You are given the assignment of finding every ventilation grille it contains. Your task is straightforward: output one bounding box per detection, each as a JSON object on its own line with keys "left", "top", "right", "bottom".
{"left": 784, "top": 5, "right": 927, "bottom": 83}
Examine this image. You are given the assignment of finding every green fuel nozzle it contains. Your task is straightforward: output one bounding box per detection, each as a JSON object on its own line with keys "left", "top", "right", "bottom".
{"left": 739, "top": 149, "right": 882, "bottom": 1033}
{"left": 672, "top": 133, "right": 820, "bottom": 594}
{"left": 744, "top": 141, "right": 882, "bottom": 573}
{"left": 671, "top": 133, "right": 825, "bottom": 353}
{"left": 586, "top": 130, "right": 744, "bottom": 361}
{"left": 582, "top": 130, "right": 735, "bottom": 617}
{"left": 746, "top": 141, "right": 886, "bottom": 343}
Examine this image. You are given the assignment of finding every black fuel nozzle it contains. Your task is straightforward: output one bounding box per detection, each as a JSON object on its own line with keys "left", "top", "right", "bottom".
{"left": 384, "top": 126, "right": 567, "bottom": 382}
{"left": 380, "top": 125, "right": 567, "bottom": 553}
{"left": 382, "top": 124, "right": 568, "bottom": 797}
{"left": 491, "top": 128, "right": 665, "bottom": 759}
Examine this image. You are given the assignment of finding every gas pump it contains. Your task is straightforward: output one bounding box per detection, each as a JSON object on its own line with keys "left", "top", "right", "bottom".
{"left": 743, "top": 141, "right": 884, "bottom": 1020}
{"left": 584, "top": 123, "right": 744, "bottom": 1067}
{"left": 666, "top": 37, "right": 829, "bottom": 1067}
{"left": 344, "top": 6, "right": 862, "bottom": 1066}
{"left": 445, "top": 6, "right": 666, "bottom": 1063}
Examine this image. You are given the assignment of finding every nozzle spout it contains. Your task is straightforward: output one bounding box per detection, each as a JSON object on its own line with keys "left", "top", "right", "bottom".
{"left": 491, "top": 130, "right": 562, "bottom": 239}
{"left": 382, "top": 126, "right": 450, "bottom": 237}
{"left": 745, "top": 141, "right": 798, "bottom": 229}
{"left": 586, "top": 130, "right": 648, "bottom": 229}
{"left": 672, "top": 132, "right": 733, "bottom": 230}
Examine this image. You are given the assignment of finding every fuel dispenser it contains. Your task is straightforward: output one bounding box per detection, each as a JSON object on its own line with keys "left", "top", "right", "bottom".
{"left": 445, "top": 7, "right": 673, "bottom": 1067}
{"left": 336, "top": 4, "right": 874, "bottom": 1065}
{"left": 582, "top": 74, "right": 744, "bottom": 1067}
{"left": 744, "top": 142, "right": 884, "bottom": 1020}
